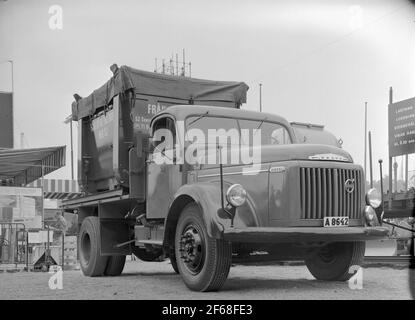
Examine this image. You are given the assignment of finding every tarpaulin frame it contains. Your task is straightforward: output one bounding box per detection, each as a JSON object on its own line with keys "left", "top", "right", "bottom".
{"left": 72, "top": 65, "right": 249, "bottom": 121}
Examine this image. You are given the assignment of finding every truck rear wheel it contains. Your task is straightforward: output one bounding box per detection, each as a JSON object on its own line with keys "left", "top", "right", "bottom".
{"left": 305, "top": 241, "right": 365, "bottom": 281}
{"left": 104, "top": 256, "right": 126, "bottom": 276}
{"left": 175, "top": 203, "right": 232, "bottom": 292}
{"left": 79, "top": 216, "right": 108, "bottom": 277}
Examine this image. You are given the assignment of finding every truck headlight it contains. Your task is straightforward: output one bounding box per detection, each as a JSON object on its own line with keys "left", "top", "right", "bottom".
{"left": 364, "top": 205, "right": 378, "bottom": 226}
{"left": 226, "top": 184, "right": 247, "bottom": 207}
{"left": 366, "top": 188, "right": 381, "bottom": 208}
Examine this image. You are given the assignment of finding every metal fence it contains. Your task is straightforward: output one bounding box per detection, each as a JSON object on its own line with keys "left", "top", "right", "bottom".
{"left": 0, "top": 223, "right": 28, "bottom": 269}
{"left": 0, "top": 223, "right": 79, "bottom": 271}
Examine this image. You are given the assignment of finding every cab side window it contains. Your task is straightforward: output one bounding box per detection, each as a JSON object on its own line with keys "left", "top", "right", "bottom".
{"left": 152, "top": 117, "right": 176, "bottom": 151}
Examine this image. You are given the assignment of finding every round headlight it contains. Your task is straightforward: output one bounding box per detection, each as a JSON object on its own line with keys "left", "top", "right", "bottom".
{"left": 226, "top": 184, "right": 247, "bottom": 207}
{"left": 364, "top": 205, "right": 377, "bottom": 226}
{"left": 366, "top": 188, "right": 382, "bottom": 208}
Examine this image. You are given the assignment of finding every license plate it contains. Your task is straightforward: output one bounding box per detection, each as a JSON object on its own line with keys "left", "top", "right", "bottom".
{"left": 323, "top": 216, "right": 349, "bottom": 227}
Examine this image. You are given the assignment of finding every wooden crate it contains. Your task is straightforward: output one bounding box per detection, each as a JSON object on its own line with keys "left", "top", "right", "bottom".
{"left": 61, "top": 237, "right": 79, "bottom": 270}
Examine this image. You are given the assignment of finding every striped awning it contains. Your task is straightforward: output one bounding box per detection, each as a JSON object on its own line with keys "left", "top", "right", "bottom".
{"left": 26, "top": 179, "right": 81, "bottom": 200}
{"left": 0, "top": 146, "right": 66, "bottom": 186}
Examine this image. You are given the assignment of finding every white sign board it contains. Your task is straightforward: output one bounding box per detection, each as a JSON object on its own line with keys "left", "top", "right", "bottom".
{"left": 0, "top": 186, "right": 43, "bottom": 229}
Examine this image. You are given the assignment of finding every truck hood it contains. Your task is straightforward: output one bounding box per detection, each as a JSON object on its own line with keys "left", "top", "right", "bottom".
{"left": 245, "top": 143, "right": 353, "bottom": 164}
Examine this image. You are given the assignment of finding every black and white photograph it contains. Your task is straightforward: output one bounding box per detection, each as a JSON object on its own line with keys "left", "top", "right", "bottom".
{"left": 0, "top": 0, "right": 414, "bottom": 305}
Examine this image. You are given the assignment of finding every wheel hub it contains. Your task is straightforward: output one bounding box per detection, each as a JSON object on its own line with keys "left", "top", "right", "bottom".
{"left": 179, "top": 226, "right": 204, "bottom": 274}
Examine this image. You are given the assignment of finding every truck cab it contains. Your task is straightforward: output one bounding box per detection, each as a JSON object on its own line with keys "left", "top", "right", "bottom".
{"left": 62, "top": 66, "right": 388, "bottom": 292}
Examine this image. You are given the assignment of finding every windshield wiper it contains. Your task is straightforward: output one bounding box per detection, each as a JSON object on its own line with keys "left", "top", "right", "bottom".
{"left": 254, "top": 117, "right": 267, "bottom": 135}
{"left": 187, "top": 111, "right": 209, "bottom": 128}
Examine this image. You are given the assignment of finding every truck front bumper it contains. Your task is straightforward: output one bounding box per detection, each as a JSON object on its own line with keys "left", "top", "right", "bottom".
{"left": 223, "top": 226, "right": 389, "bottom": 243}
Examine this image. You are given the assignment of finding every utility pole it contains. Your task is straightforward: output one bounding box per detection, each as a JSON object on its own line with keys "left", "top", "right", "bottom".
{"left": 260, "top": 83, "right": 263, "bottom": 112}
{"left": 10, "top": 60, "right": 14, "bottom": 148}
{"left": 69, "top": 119, "right": 73, "bottom": 180}
{"left": 393, "top": 161, "right": 398, "bottom": 193}
{"left": 20, "top": 132, "right": 24, "bottom": 149}
{"left": 388, "top": 87, "right": 393, "bottom": 209}
{"left": 182, "top": 49, "right": 186, "bottom": 76}
{"left": 368, "top": 131, "right": 373, "bottom": 188}
{"left": 405, "top": 154, "right": 408, "bottom": 191}
{"left": 364, "top": 101, "right": 367, "bottom": 178}
{"left": 176, "top": 53, "right": 179, "bottom": 76}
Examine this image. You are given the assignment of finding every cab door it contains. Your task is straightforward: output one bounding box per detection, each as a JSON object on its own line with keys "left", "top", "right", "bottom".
{"left": 146, "top": 115, "right": 183, "bottom": 219}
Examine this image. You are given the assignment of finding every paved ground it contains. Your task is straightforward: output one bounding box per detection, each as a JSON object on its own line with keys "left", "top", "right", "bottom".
{"left": 0, "top": 260, "right": 413, "bottom": 300}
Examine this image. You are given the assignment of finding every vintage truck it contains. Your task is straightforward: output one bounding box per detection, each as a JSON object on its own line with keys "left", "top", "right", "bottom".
{"left": 62, "top": 65, "right": 389, "bottom": 292}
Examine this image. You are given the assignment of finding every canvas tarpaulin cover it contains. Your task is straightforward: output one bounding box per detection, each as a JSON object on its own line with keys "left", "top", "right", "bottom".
{"left": 71, "top": 65, "right": 249, "bottom": 121}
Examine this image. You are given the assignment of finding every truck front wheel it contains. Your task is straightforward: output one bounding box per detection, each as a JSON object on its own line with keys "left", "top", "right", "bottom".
{"left": 305, "top": 241, "right": 365, "bottom": 281}
{"left": 78, "top": 216, "right": 108, "bottom": 276}
{"left": 174, "top": 203, "right": 232, "bottom": 292}
{"left": 169, "top": 248, "right": 179, "bottom": 274}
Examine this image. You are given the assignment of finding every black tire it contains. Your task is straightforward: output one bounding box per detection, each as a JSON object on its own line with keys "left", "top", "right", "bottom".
{"left": 132, "top": 246, "right": 163, "bottom": 262}
{"left": 175, "top": 203, "right": 232, "bottom": 292}
{"left": 305, "top": 241, "right": 365, "bottom": 281}
{"left": 169, "top": 248, "right": 179, "bottom": 274}
{"left": 104, "top": 255, "right": 126, "bottom": 276}
{"left": 78, "top": 216, "right": 108, "bottom": 277}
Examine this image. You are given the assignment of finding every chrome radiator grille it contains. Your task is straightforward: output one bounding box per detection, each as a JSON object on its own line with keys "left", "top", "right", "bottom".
{"left": 299, "top": 167, "right": 362, "bottom": 219}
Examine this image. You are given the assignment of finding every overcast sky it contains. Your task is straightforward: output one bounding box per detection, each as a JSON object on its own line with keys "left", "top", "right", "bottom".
{"left": 0, "top": 0, "right": 414, "bottom": 183}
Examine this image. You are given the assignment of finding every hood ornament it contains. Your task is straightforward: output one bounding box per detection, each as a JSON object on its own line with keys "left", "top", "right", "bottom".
{"left": 308, "top": 153, "right": 349, "bottom": 162}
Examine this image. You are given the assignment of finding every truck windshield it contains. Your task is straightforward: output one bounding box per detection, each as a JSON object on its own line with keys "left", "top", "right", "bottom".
{"left": 185, "top": 116, "right": 291, "bottom": 147}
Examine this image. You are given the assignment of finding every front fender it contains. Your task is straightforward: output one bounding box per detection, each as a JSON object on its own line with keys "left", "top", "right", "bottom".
{"left": 165, "top": 182, "right": 259, "bottom": 243}
{"left": 170, "top": 183, "right": 225, "bottom": 239}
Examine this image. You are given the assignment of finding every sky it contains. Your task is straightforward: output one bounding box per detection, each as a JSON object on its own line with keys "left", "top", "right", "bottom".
{"left": 0, "top": 0, "right": 414, "bottom": 184}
